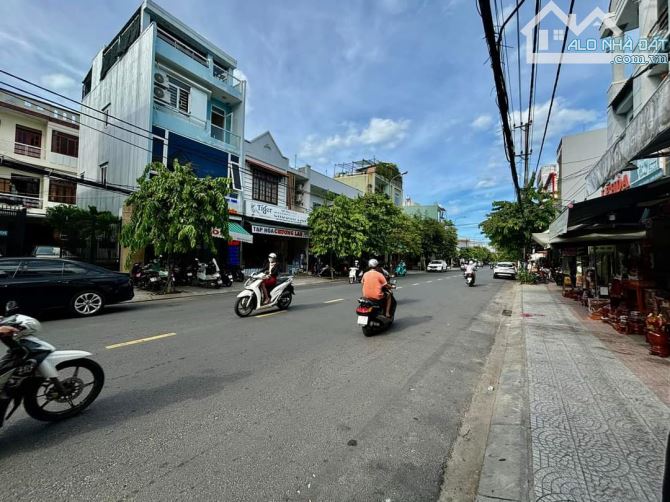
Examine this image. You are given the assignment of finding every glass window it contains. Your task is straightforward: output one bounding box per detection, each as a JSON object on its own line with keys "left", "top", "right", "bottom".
{"left": 252, "top": 169, "right": 279, "bottom": 205}
{"left": 51, "top": 131, "right": 79, "bottom": 157}
{"left": 0, "top": 260, "right": 20, "bottom": 278}
{"left": 48, "top": 179, "right": 77, "bottom": 204}
{"left": 16, "top": 259, "right": 63, "bottom": 278}
{"left": 15, "top": 126, "right": 42, "bottom": 158}
{"left": 63, "top": 262, "right": 90, "bottom": 276}
{"left": 167, "top": 76, "right": 190, "bottom": 113}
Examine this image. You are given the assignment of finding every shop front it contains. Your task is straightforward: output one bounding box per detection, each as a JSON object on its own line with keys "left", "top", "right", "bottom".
{"left": 241, "top": 201, "right": 309, "bottom": 274}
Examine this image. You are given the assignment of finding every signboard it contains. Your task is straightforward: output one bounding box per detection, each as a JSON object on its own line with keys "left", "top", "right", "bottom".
{"left": 251, "top": 224, "right": 309, "bottom": 239}
{"left": 226, "top": 192, "right": 240, "bottom": 215}
{"left": 246, "top": 201, "right": 309, "bottom": 226}
{"left": 630, "top": 159, "right": 664, "bottom": 188}
{"left": 601, "top": 174, "right": 630, "bottom": 197}
{"left": 0, "top": 230, "right": 7, "bottom": 237}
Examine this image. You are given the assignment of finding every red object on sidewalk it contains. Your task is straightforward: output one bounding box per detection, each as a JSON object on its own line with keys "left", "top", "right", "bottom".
{"left": 647, "top": 331, "right": 670, "bottom": 358}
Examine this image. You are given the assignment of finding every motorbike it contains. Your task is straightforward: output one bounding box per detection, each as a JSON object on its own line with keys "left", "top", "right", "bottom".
{"left": 0, "top": 301, "right": 105, "bottom": 427}
{"left": 234, "top": 273, "right": 294, "bottom": 317}
{"left": 348, "top": 265, "right": 360, "bottom": 284}
{"left": 130, "top": 262, "right": 147, "bottom": 288}
{"left": 394, "top": 262, "right": 407, "bottom": 277}
{"left": 194, "top": 258, "right": 230, "bottom": 288}
{"left": 229, "top": 266, "right": 245, "bottom": 282}
{"left": 355, "top": 281, "right": 397, "bottom": 337}
{"left": 464, "top": 271, "right": 476, "bottom": 287}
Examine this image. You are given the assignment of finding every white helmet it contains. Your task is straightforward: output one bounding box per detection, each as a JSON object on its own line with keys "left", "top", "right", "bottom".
{"left": 368, "top": 258, "right": 379, "bottom": 268}
{"left": 268, "top": 253, "right": 277, "bottom": 262}
{"left": 469, "top": 260, "right": 475, "bottom": 265}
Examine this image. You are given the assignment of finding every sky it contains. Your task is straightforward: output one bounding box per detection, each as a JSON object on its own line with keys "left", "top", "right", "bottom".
{"left": 0, "top": 0, "right": 611, "bottom": 240}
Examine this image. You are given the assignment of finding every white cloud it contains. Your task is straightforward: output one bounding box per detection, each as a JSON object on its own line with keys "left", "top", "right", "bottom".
{"left": 517, "top": 97, "right": 601, "bottom": 143}
{"left": 40, "top": 73, "right": 78, "bottom": 93}
{"left": 471, "top": 114, "right": 494, "bottom": 130}
{"left": 476, "top": 178, "right": 497, "bottom": 189}
{"left": 233, "top": 69, "right": 252, "bottom": 114}
{"left": 299, "top": 117, "right": 410, "bottom": 158}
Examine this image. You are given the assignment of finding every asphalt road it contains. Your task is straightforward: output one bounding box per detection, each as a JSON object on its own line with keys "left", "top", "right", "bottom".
{"left": 0, "top": 269, "right": 510, "bottom": 502}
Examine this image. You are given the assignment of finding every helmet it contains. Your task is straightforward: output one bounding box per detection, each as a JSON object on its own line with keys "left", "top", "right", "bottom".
{"left": 268, "top": 253, "right": 277, "bottom": 261}
{"left": 469, "top": 260, "right": 475, "bottom": 265}
{"left": 368, "top": 258, "right": 379, "bottom": 268}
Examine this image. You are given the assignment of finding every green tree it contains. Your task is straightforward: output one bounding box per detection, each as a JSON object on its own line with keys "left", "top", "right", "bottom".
{"left": 390, "top": 213, "right": 422, "bottom": 257}
{"left": 120, "top": 161, "right": 231, "bottom": 292}
{"left": 479, "top": 180, "right": 556, "bottom": 260}
{"left": 308, "top": 195, "right": 369, "bottom": 278}
{"left": 442, "top": 220, "right": 458, "bottom": 263}
{"left": 356, "top": 193, "right": 402, "bottom": 256}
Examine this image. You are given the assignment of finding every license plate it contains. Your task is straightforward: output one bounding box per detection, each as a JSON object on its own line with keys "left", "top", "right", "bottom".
{"left": 357, "top": 316, "right": 368, "bottom": 326}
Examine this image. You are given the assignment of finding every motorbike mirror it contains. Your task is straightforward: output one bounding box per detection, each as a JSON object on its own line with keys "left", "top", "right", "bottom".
{"left": 5, "top": 300, "right": 19, "bottom": 316}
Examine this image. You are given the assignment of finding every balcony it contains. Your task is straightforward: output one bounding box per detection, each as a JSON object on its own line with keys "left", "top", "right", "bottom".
{"left": 210, "top": 123, "right": 241, "bottom": 151}
{"left": 0, "top": 90, "right": 78, "bottom": 126}
{"left": 157, "top": 27, "right": 208, "bottom": 66}
{"left": 648, "top": 7, "right": 669, "bottom": 50}
{"left": 213, "top": 63, "right": 243, "bottom": 92}
{"left": 13, "top": 142, "right": 42, "bottom": 159}
{"left": 0, "top": 192, "right": 43, "bottom": 210}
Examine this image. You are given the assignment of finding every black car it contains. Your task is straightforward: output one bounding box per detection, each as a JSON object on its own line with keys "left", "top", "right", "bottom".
{"left": 0, "top": 258, "right": 134, "bottom": 317}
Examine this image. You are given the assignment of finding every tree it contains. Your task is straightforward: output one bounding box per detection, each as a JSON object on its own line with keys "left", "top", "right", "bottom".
{"left": 120, "top": 161, "right": 231, "bottom": 292}
{"left": 479, "top": 180, "right": 557, "bottom": 261}
{"left": 442, "top": 220, "right": 458, "bottom": 263}
{"left": 356, "top": 193, "right": 402, "bottom": 257}
{"left": 308, "top": 195, "right": 369, "bottom": 278}
{"left": 390, "top": 213, "right": 422, "bottom": 257}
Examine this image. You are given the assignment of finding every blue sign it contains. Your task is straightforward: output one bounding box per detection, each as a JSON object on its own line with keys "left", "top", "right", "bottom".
{"left": 631, "top": 159, "right": 664, "bottom": 188}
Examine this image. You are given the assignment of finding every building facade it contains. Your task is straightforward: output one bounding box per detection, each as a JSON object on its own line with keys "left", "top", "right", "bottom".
{"left": 537, "top": 164, "right": 559, "bottom": 199}
{"left": 556, "top": 129, "right": 607, "bottom": 207}
{"left": 0, "top": 89, "right": 80, "bottom": 255}
{"left": 402, "top": 198, "right": 446, "bottom": 222}
{"left": 78, "top": 0, "right": 246, "bottom": 216}
{"left": 334, "top": 159, "right": 404, "bottom": 206}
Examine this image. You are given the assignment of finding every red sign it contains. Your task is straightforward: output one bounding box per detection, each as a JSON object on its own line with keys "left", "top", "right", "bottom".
{"left": 601, "top": 174, "right": 630, "bottom": 197}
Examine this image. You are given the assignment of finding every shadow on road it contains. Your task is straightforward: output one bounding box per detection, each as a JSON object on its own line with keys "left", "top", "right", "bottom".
{"left": 0, "top": 369, "right": 251, "bottom": 457}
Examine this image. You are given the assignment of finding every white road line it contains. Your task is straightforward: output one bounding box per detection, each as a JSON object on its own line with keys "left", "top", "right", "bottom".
{"left": 412, "top": 283, "right": 420, "bottom": 286}
{"left": 324, "top": 298, "right": 344, "bottom": 304}
{"left": 426, "top": 281, "right": 433, "bottom": 283}
{"left": 256, "top": 310, "right": 287, "bottom": 318}
{"left": 106, "top": 332, "right": 177, "bottom": 350}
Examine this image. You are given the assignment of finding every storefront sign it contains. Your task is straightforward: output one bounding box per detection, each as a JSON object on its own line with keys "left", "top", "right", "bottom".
{"left": 601, "top": 174, "right": 630, "bottom": 197}
{"left": 251, "top": 224, "right": 309, "bottom": 239}
{"left": 0, "top": 230, "right": 7, "bottom": 237}
{"left": 246, "top": 201, "right": 309, "bottom": 226}
{"left": 226, "top": 192, "right": 241, "bottom": 215}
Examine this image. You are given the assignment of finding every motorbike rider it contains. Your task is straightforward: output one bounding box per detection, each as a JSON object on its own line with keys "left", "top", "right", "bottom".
{"left": 465, "top": 260, "right": 477, "bottom": 277}
{"left": 361, "top": 258, "right": 393, "bottom": 318}
{"left": 260, "top": 253, "right": 279, "bottom": 305}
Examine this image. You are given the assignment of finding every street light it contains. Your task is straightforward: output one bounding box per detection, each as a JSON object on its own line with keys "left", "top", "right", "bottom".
{"left": 387, "top": 171, "right": 408, "bottom": 202}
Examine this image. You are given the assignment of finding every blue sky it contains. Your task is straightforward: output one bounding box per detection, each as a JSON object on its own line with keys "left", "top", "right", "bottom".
{"left": 0, "top": 0, "right": 610, "bottom": 240}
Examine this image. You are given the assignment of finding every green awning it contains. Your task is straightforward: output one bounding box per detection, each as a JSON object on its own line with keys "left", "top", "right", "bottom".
{"left": 212, "top": 222, "right": 253, "bottom": 243}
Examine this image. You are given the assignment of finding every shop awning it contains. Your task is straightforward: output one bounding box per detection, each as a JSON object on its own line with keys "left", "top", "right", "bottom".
{"left": 550, "top": 229, "right": 647, "bottom": 246}
{"left": 212, "top": 222, "right": 254, "bottom": 243}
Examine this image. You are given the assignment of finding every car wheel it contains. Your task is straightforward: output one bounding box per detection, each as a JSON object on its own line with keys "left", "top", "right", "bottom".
{"left": 493, "top": 274, "right": 498, "bottom": 278}
{"left": 70, "top": 291, "right": 105, "bottom": 317}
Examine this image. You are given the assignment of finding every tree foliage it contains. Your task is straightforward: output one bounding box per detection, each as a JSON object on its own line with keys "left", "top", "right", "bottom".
{"left": 459, "top": 245, "right": 495, "bottom": 263}
{"left": 479, "top": 180, "right": 557, "bottom": 260}
{"left": 120, "top": 161, "right": 231, "bottom": 290}
{"left": 357, "top": 193, "right": 402, "bottom": 256}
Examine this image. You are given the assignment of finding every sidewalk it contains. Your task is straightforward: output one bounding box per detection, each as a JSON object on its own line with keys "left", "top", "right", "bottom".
{"left": 475, "top": 283, "right": 670, "bottom": 502}
{"left": 129, "top": 274, "right": 348, "bottom": 303}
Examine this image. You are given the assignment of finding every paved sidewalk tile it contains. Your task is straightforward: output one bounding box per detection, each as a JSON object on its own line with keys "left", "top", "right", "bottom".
{"left": 522, "top": 285, "right": 670, "bottom": 502}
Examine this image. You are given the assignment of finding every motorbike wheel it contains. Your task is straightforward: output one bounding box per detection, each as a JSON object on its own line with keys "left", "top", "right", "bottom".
{"left": 213, "top": 282, "right": 222, "bottom": 289}
{"left": 362, "top": 325, "right": 376, "bottom": 337}
{"left": 277, "top": 292, "right": 292, "bottom": 310}
{"left": 234, "top": 296, "right": 255, "bottom": 317}
{"left": 23, "top": 359, "right": 105, "bottom": 422}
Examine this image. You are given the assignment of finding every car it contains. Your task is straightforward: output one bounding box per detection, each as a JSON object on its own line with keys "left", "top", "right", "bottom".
{"left": 427, "top": 260, "right": 448, "bottom": 272}
{"left": 32, "top": 245, "right": 78, "bottom": 258}
{"left": 0, "top": 257, "right": 134, "bottom": 317}
{"left": 493, "top": 262, "right": 517, "bottom": 279}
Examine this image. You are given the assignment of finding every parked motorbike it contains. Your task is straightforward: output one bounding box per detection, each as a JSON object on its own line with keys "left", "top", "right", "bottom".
{"left": 0, "top": 301, "right": 105, "bottom": 427}
{"left": 464, "top": 271, "right": 476, "bottom": 287}
{"left": 234, "top": 273, "right": 294, "bottom": 317}
{"left": 229, "top": 266, "right": 245, "bottom": 282}
{"left": 355, "top": 280, "right": 397, "bottom": 336}
{"left": 194, "top": 258, "right": 230, "bottom": 288}
{"left": 130, "top": 262, "right": 147, "bottom": 288}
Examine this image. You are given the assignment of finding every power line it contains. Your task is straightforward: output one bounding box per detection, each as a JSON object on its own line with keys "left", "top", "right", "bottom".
{"left": 533, "top": 0, "right": 576, "bottom": 175}
{"left": 524, "top": 0, "right": 542, "bottom": 186}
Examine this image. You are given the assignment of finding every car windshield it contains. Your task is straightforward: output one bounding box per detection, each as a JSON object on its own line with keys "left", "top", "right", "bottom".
{"left": 430, "top": 261, "right": 442, "bottom": 264}
{"left": 34, "top": 246, "right": 59, "bottom": 256}
{"left": 498, "top": 262, "right": 515, "bottom": 268}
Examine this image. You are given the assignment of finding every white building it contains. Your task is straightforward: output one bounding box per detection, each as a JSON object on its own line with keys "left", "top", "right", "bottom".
{"left": 557, "top": 129, "right": 607, "bottom": 207}
{"left": 0, "top": 89, "right": 80, "bottom": 255}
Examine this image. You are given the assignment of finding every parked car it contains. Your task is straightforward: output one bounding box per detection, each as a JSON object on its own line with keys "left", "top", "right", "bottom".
{"left": 427, "top": 260, "right": 448, "bottom": 272}
{"left": 31, "top": 245, "right": 78, "bottom": 259}
{"left": 493, "top": 262, "right": 517, "bottom": 280}
{"left": 0, "top": 258, "right": 134, "bottom": 317}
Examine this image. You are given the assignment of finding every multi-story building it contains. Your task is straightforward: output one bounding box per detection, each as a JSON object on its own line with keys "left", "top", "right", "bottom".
{"left": 536, "top": 164, "right": 559, "bottom": 199}
{"left": 402, "top": 197, "right": 446, "bottom": 222}
{"left": 556, "top": 129, "right": 607, "bottom": 207}
{"left": 78, "top": 0, "right": 246, "bottom": 216}
{"left": 0, "top": 89, "right": 80, "bottom": 255}
{"left": 334, "top": 159, "right": 405, "bottom": 206}
{"left": 589, "top": 0, "right": 670, "bottom": 194}
{"left": 295, "top": 165, "right": 361, "bottom": 211}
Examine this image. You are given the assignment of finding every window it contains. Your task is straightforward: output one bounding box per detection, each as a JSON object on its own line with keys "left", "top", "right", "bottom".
{"left": 15, "top": 125, "right": 42, "bottom": 158}
{"left": 167, "top": 76, "right": 190, "bottom": 113}
{"left": 6, "top": 175, "right": 40, "bottom": 208}
{"left": 48, "top": 179, "right": 77, "bottom": 204}
{"left": 228, "top": 154, "right": 241, "bottom": 189}
{"left": 102, "top": 104, "right": 110, "bottom": 126}
{"left": 252, "top": 169, "right": 280, "bottom": 205}
{"left": 16, "top": 259, "right": 63, "bottom": 278}
{"left": 0, "top": 260, "right": 20, "bottom": 279}
{"left": 51, "top": 131, "right": 79, "bottom": 157}
{"left": 63, "top": 262, "right": 90, "bottom": 276}
{"left": 99, "top": 162, "right": 108, "bottom": 185}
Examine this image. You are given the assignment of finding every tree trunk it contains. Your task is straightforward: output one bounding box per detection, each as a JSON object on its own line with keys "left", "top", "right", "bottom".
{"left": 329, "top": 252, "right": 334, "bottom": 280}
{"left": 164, "top": 254, "right": 175, "bottom": 294}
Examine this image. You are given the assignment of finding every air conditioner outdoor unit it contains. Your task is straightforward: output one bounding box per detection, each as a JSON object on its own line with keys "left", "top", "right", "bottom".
{"left": 153, "top": 70, "right": 170, "bottom": 104}
{"left": 153, "top": 71, "right": 168, "bottom": 87}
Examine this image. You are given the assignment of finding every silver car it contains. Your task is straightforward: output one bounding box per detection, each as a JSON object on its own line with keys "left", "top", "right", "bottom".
{"left": 427, "top": 260, "right": 448, "bottom": 272}
{"left": 493, "top": 262, "right": 517, "bottom": 279}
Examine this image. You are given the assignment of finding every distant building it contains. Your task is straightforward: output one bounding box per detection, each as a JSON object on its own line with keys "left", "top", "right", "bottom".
{"left": 537, "top": 164, "right": 559, "bottom": 199}
{"left": 0, "top": 88, "right": 80, "bottom": 255}
{"left": 557, "top": 129, "right": 607, "bottom": 207}
{"left": 78, "top": 0, "right": 246, "bottom": 216}
{"left": 402, "top": 198, "right": 446, "bottom": 222}
{"left": 334, "top": 158, "right": 405, "bottom": 206}
{"left": 457, "top": 237, "right": 489, "bottom": 249}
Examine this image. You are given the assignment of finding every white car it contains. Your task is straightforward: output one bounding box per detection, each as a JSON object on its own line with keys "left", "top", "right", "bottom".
{"left": 427, "top": 260, "right": 448, "bottom": 272}
{"left": 493, "top": 262, "right": 517, "bottom": 279}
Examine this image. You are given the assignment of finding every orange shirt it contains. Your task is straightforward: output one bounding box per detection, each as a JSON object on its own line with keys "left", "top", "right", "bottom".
{"left": 362, "top": 269, "right": 387, "bottom": 300}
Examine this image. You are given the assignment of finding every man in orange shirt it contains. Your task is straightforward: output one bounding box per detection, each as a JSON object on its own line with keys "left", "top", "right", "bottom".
{"left": 362, "top": 258, "right": 392, "bottom": 318}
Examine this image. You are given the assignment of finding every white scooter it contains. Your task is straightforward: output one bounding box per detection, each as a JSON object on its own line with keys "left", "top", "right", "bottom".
{"left": 195, "top": 258, "right": 227, "bottom": 288}
{"left": 0, "top": 301, "right": 105, "bottom": 426}
{"left": 349, "top": 265, "right": 360, "bottom": 284}
{"left": 234, "top": 272, "right": 295, "bottom": 317}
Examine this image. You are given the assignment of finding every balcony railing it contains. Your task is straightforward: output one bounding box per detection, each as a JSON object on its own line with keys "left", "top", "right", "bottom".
{"left": 156, "top": 27, "right": 208, "bottom": 67}
{"left": 648, "top": 7, "right": 669, "bottom": 43}
{"left": 213, "top": 63, "right": 243, "bottom": 91}
{"left": 0, "top": 192, "right": 43, "bottom": 210}
{"left": 0, "top": 91, "right": 78, "bottom": 125}
{"left": 13, "top": 141, "right": 42, "bottom": 159}
{"left": 211, "top": 123, "right": 241, "bottom": 149}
